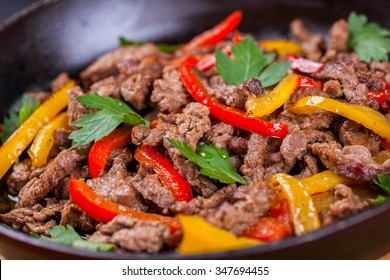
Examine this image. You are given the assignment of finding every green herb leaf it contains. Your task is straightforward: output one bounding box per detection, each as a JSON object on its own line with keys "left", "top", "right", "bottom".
{"left": 69, "top": 92, "right": 149, "bottom": 148}
{"left": 119, "top": 37, "right": 180, "bottom": 54}
{"left": 119, "top": 37, "right": 145, "bottom": 47}
{"left": 215, "top": 37, "right": 289, "bottom": 87}
{"left": 33, "top": 225, "right": 115, "bottom": 252}
{"left": 374, "top": 174, "right": 390, "bottom": 195}
{"left": 168, "top": 138, "right": 247, "bottom": 185}
{"left": 0, "top": 95, "right": 40, "bottom": 142}
{"left": 347, "top": 12, "right": 390, "bottom": 62}
{"left": 373, "top": 195, "right": 388, "bottom": 206}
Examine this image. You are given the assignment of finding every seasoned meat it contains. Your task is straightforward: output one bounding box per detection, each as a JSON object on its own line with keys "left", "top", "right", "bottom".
{"left": 0, "top": 199, "right": 66, "bottom": 236}
{"left": 90, "top": 76, "right": 121, "bottom": 98}
{"left": 203, "top": 122, "right": 235, "bottom": 150}
{"left": 60, "top": 201, "right": 98, "bottom": 232}
{"left": 50, "top": 72, "right": 70, "bottom": 92}
{"left": 89, "top": 215, "right": 179, "bottom": 253}
{"left": 322, "top": 19, "right": 348, "bottom": 61}
{"left": 118, "top": 55, "right": 164, "bottom": 79}
{"left": 7, "top": 159, "right": 34, "bottom": 196}
{"left": 67, "top": 86, "right": 92, "bottom": 128}
{"left": 121, "top": 73, "right": 153, "bottom": 111}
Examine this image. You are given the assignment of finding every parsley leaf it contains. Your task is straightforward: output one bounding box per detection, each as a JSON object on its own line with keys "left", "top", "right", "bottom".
{"left": 373, "top": 195, "right": 388, "bottom": 206}
{"left": 374, "top": 174, "right": 390, "bottom": 195}
{"left": 119, "top": 37, "right": 180, "bottom": 54}
{"left": 33, "top": 225, "right": 115, "bottom": 252}
{"left": 215, "top": 37, "right": 290, "bottom": 87}
{"left": 347, "top": 12, "right": 390, "bottom": 62}
{"left": 0, "top": 95, "right": 40, "bottom": 142}
{"left": 168, "top": 139, "right": 247, "bottom": 185}
{"left": 69, "top": 92, "right": 149, "bottom": 148}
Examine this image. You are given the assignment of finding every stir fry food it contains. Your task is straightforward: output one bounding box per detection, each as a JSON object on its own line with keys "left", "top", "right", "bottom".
{"left": 1, "top": 11, "right": 390, "bottom": 254}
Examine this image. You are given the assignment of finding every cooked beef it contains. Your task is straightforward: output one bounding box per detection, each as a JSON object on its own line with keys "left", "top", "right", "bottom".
{"left": 323, "top": 80, "right": 343, "bottom": 98}
{"left": 26, "top": 91, "right": 50, "bottom": 103}
{"left": 89, "top": 215, "right": 179, "bottom": 253}
{"left": 53, "top": 128, "right": 72, "bottom": 149}
{"left": 0, "top": 199, "right": 66, "bottom": 236}
{"left": 131, "top": 124, "right": 151, "bottom": 146}
{"left": 203, "top": 122, "right": 235, "bottom": 150}
{"left": 322, "top": 19, "right": 348, "bottom": 61}
{"left": 80, "top": 44, "right": 161, "bottom": 86}
{"left": 50, "top": 72, "right": 70, "bottom": 92}
{"left": 358, "top": 70, "right": 386, "bottom": 92}
{"left": 370, "top": 61, "right": 390, "bottom": 84}
{"left": 311, "top": 143, "right": 390, "bottom": 181}
{"left": 16, "top": 147, "right": 89, "bottom": 208}
{"left": 60, "top": 201, "right": 98, "bottom": 232}
{"left": 67, "top": 86, "right": 92, "bottom": 128}
{"left": 151, "top": 65, "right": 192, "bottom": 113}
{"left": 7, "top": 159, "right": 33, "bottom": 196}
{"left": 117, "top": 55, "right": 164, "bottom": 79}
{"left": 290, "top": 19, "right": 324, "bottom": 61}
{"left": 121, "top": 74, "right": 153, "bottom": 111}
{"left": 90, "top": 76, "right": 121, "bottom": 98}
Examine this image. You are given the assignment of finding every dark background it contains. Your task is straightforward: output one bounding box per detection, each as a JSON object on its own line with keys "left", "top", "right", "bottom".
{"left": 0, "top": 0, "right": 38, "bottom": 22}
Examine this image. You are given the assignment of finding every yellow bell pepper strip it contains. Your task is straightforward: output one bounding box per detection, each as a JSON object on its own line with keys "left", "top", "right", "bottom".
{"left": 246, "top": 74, "right": 299, "bottom": 117}
{"left": 289, "top": 96, "right": 390, "bottom": 141}
{"left": 259, "top": 39, "right": 302, "bottom": 55}
{"left": 373, "top": 150, "right": 390, "bottom": 164}
{"left": 299, "top": 170, "right": 354, "bottom": 195}
{"left": 0, "top": 80, "right": 76, "bottom": 180}
{"left": 28, "top": 112, "right": 70, "bottom": 167}
{"left": 270, "top": 173, "right": 321, "bottom": 236}
{"left": 177, "top": 215, "right": 259, "bottom": 254}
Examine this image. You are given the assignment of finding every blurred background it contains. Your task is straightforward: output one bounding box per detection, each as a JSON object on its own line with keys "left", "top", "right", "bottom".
{"left": 0, "top": 0, "right": 38, "bottom": 22}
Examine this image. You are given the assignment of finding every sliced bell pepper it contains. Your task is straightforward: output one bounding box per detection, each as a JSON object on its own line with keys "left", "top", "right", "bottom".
{"left": 27, "top": 112, "right": 70, "bottom": 167}
{"left": 0, "top": 80, "right": 76, "bottom": 180}
{"left": 270, "top": 173, "right": 321, "bottom": 236}
{"left": 367, "top": 90, "right": 389, "bottom": 105}
{"left": 134, "top": 145, "right": 193, "bottom": 202}
{"left": 177, "top": 215, "right": 259, "bottom": 254}
{"left": 89, "top": 126, "right": 132, "bottom": 178}
{"left": 381, "top": 140, "right": 390, "bottom": 151}
{"left": 245, "top": 74, "right": 299, "bottom": 117}
{"left": 179, "top": 57, "right": 288, "bottom": 138}
{"left": 180, "top": 10, "right": 242, "bottom": 54}
{"left": 297, "top": 76, "right": 323, "bottom": 89}
{"left": 286, "top": 55, "right": 324, "bottom": 73}
{"left": 68, "top": 177, "right": 180, "bottom": 232}
{"left": 242, "top": 217, "right": 290, "bottom": 242}
{"left": 259, "top": 39, "right": 302, "bottom": 55}
{"left": 373, "top": 150, "right": 390, "bottom": 164}
{"left": 270, "top": 198, "right": 293, "bottom": 235}
{"left": 299, "top": 170, "right": 354, "bottom": 195}
{"left": 289, "top": 96, "right": 390, "bottom": 141}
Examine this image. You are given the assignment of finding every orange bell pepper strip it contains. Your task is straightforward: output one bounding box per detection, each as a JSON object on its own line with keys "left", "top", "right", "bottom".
{"left": 68, "top": 177, "right": 180, "bottom": 232}
{"left": 180, "top": 57, "right": 288, "bottom": 138}
{"left": 259, "top": 39, "right": 302, "bottom": 55}
{"left": 28, "top": 112, "right": 70, "bottom": 167}
{"left": 134, "top": 145, "right": 193, "bottom": 202}
{"left": 88, "top": 126, "right": 132, "bottom": 178}
{"left": 297, "top": 76, "right": 323, "bottom": 89}
{"left": 242, "top": 217, "right": 290, "bottom": 242}
{"left": 180, "top": 10, "right": 242, "bottom": 54}
{"left": 246, "top": 74, "right": 299, "bottom": 117}
{"left": 0, "top": 80, "right": 76, "bottom": 180}
{"left": 289, "top": 96, "right": 390, "bottom": 141}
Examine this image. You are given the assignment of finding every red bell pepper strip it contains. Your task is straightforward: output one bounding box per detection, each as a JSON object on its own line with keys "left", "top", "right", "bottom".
{"left": 88, "top": 127, "right": 132, "bottom": 178}
{"left": 270, "top": 198, "right": 293, "bottom": 236}
{"left": 368, "top": 90, "right": 389, "bottom": 105}
{"left": 134, "top": 145, "right": 193, "bottom": 202}
{"left": 286, "top": 55, "right": 324, "bottom": 74}
{"left": 179, "top": 57, "right": 288, "bottom": 138}
{"left": 381, "top": 140, "right": 390, "bottom": 150}
{"left": 297, "top": 76, "right": 323, "bottom": 89}
{"left": 68, "top": 177, "right": 181, "bottom": 232}
{"left": 242, "top": 217, "right": 290, "bottom": 242}
{"left": 232, "top": 30, "right": 243, "bottom": 44}
{"left": 180, "top": 10, "right": 242, "bottom": 54}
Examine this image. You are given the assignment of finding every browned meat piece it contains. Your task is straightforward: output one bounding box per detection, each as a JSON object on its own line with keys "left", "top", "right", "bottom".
{"left": 151, "top": 65, "right": 192, "bottom": 113}
{"left": 118, "top": 55, "right": 164, "bottom": 79}
{"left": 7, "top": 159, "right": 33, "bottom": 196}
{"left": 323, "top": 80, "right": 343, "bottom": 98}
{"left": 0, "top": 199, "right": 66, "bottom": 236}
{"left": 311, "top": 143, "right": 390, "bottom": 181}
{"left": 336, "top": 120, "right": 380, "bottom": 155}
{"left": 60, "top": 201, "right": 98, "bottom": 232}
{"left": 203, "top": 122, "right": 235, "bottom": 150}
{"left": 207, "top": 76, "right": 263, "bottom": 110}
{"left": 89, "top": 215, "right": 179, "bottom": 253}
{"left": 87, "top": 149, "right": 147, "bottom": 211}
{"left": 67, "top": 86, "right": 93, "bottom": 128}
{"left": 50, "top": 72, "right": 70, "bottom": 92}
{"left": 290, "top": 19, "right": 325, "bottom": 61}
{"left": 200, "top": 181, "right": 276, "bottom": 235}
{"left": 80, "top": 44, "right": 160, "bottom": 86}
{"left": 131, "top": 166, "right": 176, "bottom": 211}
{"left": 53, "top": 128, "right": 72, "bottom": 149}
{"left": 16, "top": 147, "right": 89, "bottom": 208}
{"left": 322, "top": 19, "right": 348, "bottom": 61}
{"left": 370, "top": 61, "right": 390, "bottom": 84}
{"left": 289, "top": 86, "right": 329, "bottom": 104}
{"left": 121, "top": 73, "right": 153, "bottom": 111}
{"left": 90, "top": 76, "right": 121, "bottom": 98}
{"left": 131, "top": 124, "right": 151, "bottom": 145}
{"left": 26, "top": 91, "right": 50, "bottom": 103}
{"left": 358, "top": 71, "right": 386, "bottom": 92}
{"left": 227, "top": 136, "right": 248, "bottom": 155}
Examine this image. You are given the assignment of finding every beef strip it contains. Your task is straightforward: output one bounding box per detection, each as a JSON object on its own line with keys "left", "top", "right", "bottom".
{"left": 117, "top": 55, "right": 164, "bottom": 79}
{"left": 121, "top": 73, "right": 153, "bottom": 111}
{"left": 311, "top": 143, "right": 390, "bottom": 181}
{"left": 203, "top": 122, "right": 235, "bottom": 150}
{"left": 89, "top": 215, "right": 179, "bottom": 253}
{"left": 87, "top": 148, "right": 147, "bottom": 211}
{"left": 322, "top": 19, "right": 348, "bottom": 61}
{"left": 290, "top": 19, "right": 324, "bottom": 61}
{"left": 16, "top": 147, "right": 89, "bottom": 208}
{"left": 150, "top": 65, "right": 192, "bottom": 113}
{"left": 370, "top": 61, "right": 390, "bottom": 84}
{"left": 60, "top": 201, "right": 98, "bottom": 232}
{"left": 0, "top": 199, "right": 66, "bottom": 236}
{"left": 67, "top": 86, "right": 93, "bottom": 128}
{"left": 90, "top": 76, "right": 121, "bottom": 99}
{"left": 323, "top": 80, "right": 343, "bottom": 98}
{"left": 7, "top": 159, "right": 33, "bottom": 196}
{"left": 50, "top": 72, "right": 70, "bottom": 92}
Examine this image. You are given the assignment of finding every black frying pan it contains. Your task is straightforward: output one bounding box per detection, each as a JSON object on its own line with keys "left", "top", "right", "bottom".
{"left": 1, "top": 0, "right": 390, "bottom": 259}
